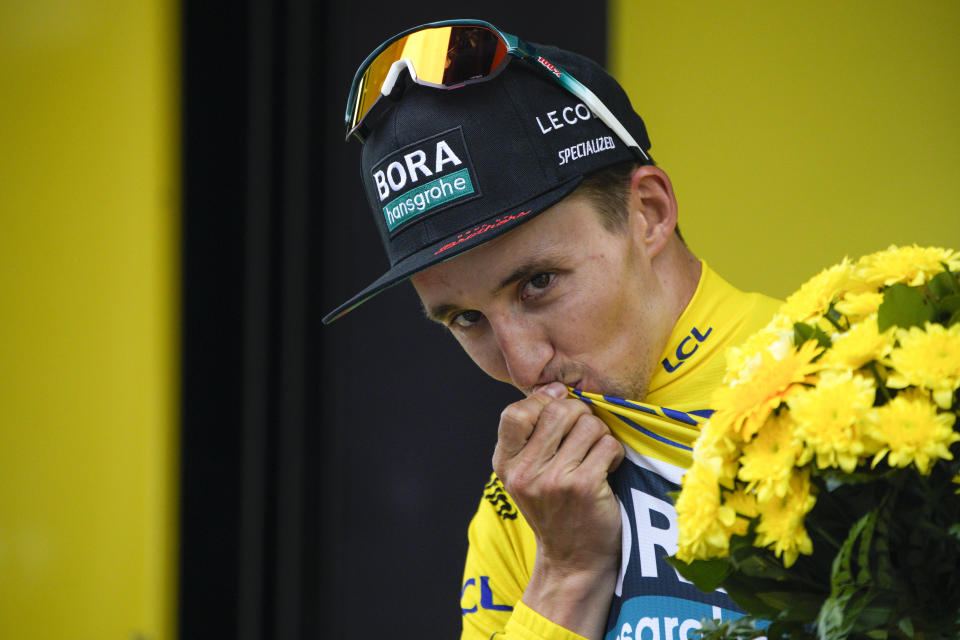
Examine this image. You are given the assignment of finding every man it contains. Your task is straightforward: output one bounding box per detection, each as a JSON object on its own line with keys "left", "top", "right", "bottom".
{"left": 324, "top": 21, "right": 780, "bottom": 640}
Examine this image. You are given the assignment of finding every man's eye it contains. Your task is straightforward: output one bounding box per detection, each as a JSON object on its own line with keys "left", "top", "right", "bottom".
{"left": 453, "top": 310, "right": 483, "bottom": 328}
{"left": 529, "top": 273, "right": 553, "bottom": 289}
{"left": 521, "top": 273, "right": 555, "bottom": 299}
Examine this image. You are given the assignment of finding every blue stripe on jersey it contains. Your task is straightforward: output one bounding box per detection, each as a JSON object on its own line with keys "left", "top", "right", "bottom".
{"left": 611, "top": 412, "right": 693, "bottom": 452}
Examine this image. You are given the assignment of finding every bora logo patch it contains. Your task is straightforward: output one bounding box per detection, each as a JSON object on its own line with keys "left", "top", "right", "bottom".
{"left": 371, "top": 128, "right": 479, "bottom": 232}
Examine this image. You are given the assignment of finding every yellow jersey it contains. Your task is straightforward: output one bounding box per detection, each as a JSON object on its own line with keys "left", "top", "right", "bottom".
{"left": 460, "top": 263, "right": 781, "bottom": 640}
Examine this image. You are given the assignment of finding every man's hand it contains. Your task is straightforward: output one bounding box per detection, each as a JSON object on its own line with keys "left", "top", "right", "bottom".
{"left": 492, "top": 382, "right": 625, "bottom": 640}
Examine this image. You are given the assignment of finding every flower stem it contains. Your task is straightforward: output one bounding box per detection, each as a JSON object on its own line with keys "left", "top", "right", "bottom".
{"left": 867, "top": 361, "right": 892, "bottom": 402}
{"left": 824, "top": 307, "right": 846, "bottom": 332}
{"left": 813, "top": 524, "right": 842, "bottom": 550}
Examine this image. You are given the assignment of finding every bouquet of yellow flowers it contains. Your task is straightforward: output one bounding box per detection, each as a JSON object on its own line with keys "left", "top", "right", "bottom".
{"left": 670, "top": 246, "right": 960, "bottom": 640}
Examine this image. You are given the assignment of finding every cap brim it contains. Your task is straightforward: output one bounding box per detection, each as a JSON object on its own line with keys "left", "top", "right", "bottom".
{"left": 322, "top": 175, "right": 583, "bottom": 324}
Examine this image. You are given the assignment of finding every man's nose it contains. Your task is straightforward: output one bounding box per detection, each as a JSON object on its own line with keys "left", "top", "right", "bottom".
{"left": 489, "top": 314, "right": 552, "bottom": 391}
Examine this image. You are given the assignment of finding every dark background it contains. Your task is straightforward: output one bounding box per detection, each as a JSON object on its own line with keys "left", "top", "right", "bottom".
{"left": 180, "top": 2, "right": 608, "bottom": 638}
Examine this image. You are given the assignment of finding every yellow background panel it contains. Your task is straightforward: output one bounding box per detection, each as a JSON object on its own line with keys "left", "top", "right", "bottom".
{"left": 610, "top": 1, "right": 959, "bottom": 298}
{"left": 0, "top": 1, "right": 178, "bottom": 638}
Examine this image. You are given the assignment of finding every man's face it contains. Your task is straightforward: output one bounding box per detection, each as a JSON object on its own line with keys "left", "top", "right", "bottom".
{"left": 411, "top": 193, "right": 676, "bottom": 400}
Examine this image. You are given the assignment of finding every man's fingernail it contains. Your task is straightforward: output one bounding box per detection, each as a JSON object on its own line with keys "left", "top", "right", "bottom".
{"left": 540, "top": 382, "right": 567, "bottom": 399}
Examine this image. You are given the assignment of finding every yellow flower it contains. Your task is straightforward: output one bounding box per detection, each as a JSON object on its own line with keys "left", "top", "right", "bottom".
{"left": 724, "top": 323, "right": 787, "bottom": 384}
{"left": 722, "top": 486, "right": 759, "bottom": 537}
{"left": 854, "top": 244, "right": 960, "bottom": 288}
{"left": 834, "top": 291, "right": 884, "bottom": 319}
{"left": 712, "top": 340, "right": 823, "bottom": 442}
{"left": 724, "top": 485, "right": 759, "bottom": 518}
{"left": 821, "top": 314, "right": 895, "bottom": 371}
{"left": 753, "top": 470, "right": 817, "bottom": 568}
{"left": 778, "top": 258, "right": 854, "bottom": 323}
{"left": 788, "top": 370, "right": 876, "bottom": 473}
{"left": 738, "top": 412, "right": 804, "bottom": 502}
{"left": 693, "top": 417, "right": 742, "bottom": 488}
{"left": 867, "top": 389, "right": 959, "bottom": 474}
{"left": 886, "top": 322, "right": 960, "bottom": 409}
{"left": 675, "top": 461, "right": 736, "bottom": 562}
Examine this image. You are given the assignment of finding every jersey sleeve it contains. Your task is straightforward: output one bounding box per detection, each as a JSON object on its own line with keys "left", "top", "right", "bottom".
{"left": 460, "top": 473, "right": 589, "bottom": 640}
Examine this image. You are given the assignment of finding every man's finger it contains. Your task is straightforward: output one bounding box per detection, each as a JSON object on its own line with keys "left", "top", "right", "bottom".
{"left": 495, "top": 383, "right": 570, "bottom": 457}
{"left": 584, "top": 433, "right": 626, "bottom": 476}
{"left": 520, "top": 398, "right": 593, "bottom": 464}
{"left": 496, "top": 395, "right": 550, "bottom": 457}
{"left": 549, "top": 413, "right": 612, "bottom": 471}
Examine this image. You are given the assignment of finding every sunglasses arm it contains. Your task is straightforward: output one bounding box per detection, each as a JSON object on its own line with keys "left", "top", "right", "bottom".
{"left": 348, "top": 58, "right": 418, "bottom": 142}
{"left": 381, "top": 58, "right": 418, "bottom": 97}
{"left": 561, "top": 75, "right": 650, "bottom": 162}
{"left": 510, "top": 39, "right": 649, "bottom": 163}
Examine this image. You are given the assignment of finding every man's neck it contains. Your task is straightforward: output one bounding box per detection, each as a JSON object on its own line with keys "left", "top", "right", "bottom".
{"left": 653, "top": 236, "right": 703, "bottom": 342}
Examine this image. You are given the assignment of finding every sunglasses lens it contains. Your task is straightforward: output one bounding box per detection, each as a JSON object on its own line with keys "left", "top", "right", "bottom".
{"left": 348, "top": 25, "right": 508, "bottom": 135}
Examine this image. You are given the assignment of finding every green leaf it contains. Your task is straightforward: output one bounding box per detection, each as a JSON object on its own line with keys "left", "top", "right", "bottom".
{"left": 720, "top": 572, "right": 789, "bottom": 618}
{"left": 927, "top": 270, "right": 960, "bottom": 298}
{"left": 870, "top": 516, "right": 897, "bottom": 591}
{"left": 950, "top": 308, "right": 960, "bottom": 327}
{"left": 855, "top": 599, "right": 896, "bottom": 630}
{"left": 665, "top": 555, "right": 731, "bottom": 593}
{"left": 728, "top": 532, "right": 757, "bottom": 553}
{"left": 817, "top": 467, "right": 897, "bottom": 490}
{"left": 937, "top": 293, "right": 960, "bottom": 315}
{"left": 854, "top": 506, "right": 878, "bottom": 585}
{"left": 818, "top": 589, "right": 855, "bottom": 640}
{"left": 731, "top": 550, "right": 793, "bottom": 580}
{"left": 878, "top": 284, "right": 934, "bottom": 331}
{"left": 755, "top": 591, "right": 824, "bottom": 621}
{"left": 767, "top": 620, "right": 818, "bottom": 640}
{"left": 694, "top": 616, "right": 770, "bottom": 640}
{"left": 755, "top": 590, "right": 793, "bottom": 610}
{"left": 898, "top": 616, "right": 915, "bottom": 637}
{"left": 817, "top": 510, "right": 877, "bottom": 638}
{"left": 794, "top": 321, "right": 832, "bottom": 349}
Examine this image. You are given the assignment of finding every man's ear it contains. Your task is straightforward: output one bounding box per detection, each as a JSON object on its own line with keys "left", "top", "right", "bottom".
{"left": 627, "top": 165, "right": 678, "bottom": 259}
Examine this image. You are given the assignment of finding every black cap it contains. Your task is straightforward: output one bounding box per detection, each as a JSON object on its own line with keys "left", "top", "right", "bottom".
{"left": 323, "top": 43, "right": 651, "bottom": 324}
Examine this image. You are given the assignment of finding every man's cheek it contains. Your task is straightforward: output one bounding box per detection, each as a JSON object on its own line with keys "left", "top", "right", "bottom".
{"left": 457, "top": 337, "right": 510, "bottom": 383}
